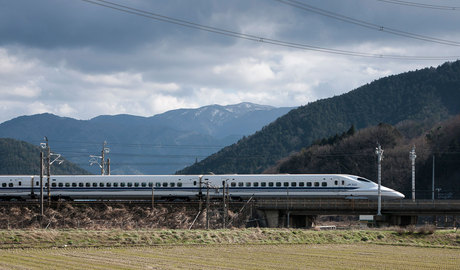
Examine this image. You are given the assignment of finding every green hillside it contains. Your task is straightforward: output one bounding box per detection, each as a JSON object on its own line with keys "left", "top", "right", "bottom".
{"left": 264, "top": 116, "right": 460, "bottom": 199}
{"left": 0, "top": 138, "right": 90, "bottom": 175}
{"left": 178, "top": 61, "right": 460, "bottom": 174}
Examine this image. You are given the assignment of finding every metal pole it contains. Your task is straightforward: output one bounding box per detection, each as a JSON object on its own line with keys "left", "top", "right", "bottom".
{"left": 222, "top": 180, "right": 226, "bottom": 229}
{"left": 39, "top": 152, "right": 44, "bottom": 217}
{"left": 206, "top": 183, "right": 210, "bottom": 230}
{"left": 101, "top": 142, "right": 105, "bottom": 175}
{"left": 375, "top": 144, "right": 384, "bottom": 216}
{"left": 46, "top": 138, "right": 51, "bottom": 205}
{"left": 410, "top": 145, "right": 416, "bottom": 202}
{"left": 432, "top": 155, "right": 435, "bottom": 201}
{"left": 107, "top": 158, "right": 110, "bottom": 175}
{"left": 286, "top": 186, "right": 290, "bottom": 228}
{"left": 152, "top": 186, "right": 155, "bottom": 212}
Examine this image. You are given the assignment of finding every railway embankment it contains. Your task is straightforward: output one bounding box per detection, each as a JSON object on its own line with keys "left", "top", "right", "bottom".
{"left": 0, "top": 228, "right": 458, "bottom": 249}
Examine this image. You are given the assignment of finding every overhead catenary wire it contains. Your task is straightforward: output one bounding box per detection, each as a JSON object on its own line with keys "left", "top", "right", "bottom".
{"left": 80, "top": 0, "right": 460, "bottom": 60}
{"left": 376, "top": 0, "right": 460, "bottom": 10}
{"left": 274, "top": 0, "right": 460, "bottom": 46}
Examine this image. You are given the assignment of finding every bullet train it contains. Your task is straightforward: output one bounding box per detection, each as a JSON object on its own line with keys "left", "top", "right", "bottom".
{"left": 0, "top": 174, "right": 404, "bottom": 201}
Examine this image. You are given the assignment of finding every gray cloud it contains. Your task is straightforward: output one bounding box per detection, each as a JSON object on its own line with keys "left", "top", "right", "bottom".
{"left": 0, "top": 0, "right": 459, "bottom": 123}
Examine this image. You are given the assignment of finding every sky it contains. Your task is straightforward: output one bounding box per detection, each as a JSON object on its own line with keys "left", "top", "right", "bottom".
{"left": 1, "top": 0, "right": 459, "bottom": 123}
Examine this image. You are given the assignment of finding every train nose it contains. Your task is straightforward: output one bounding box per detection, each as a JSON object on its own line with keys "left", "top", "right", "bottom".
{"left": 394, "top": 191, "right": 405, "bottom": 199}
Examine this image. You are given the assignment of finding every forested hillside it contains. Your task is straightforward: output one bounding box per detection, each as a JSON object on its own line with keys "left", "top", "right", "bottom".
{"left": 265, "top": 116, "right": 460, "bottom": 199}
{"left": 178, "top": 61, "right": 460, "bottom": 174}
{"left": 0, "top": 138, "right": 89, "bottom": 175}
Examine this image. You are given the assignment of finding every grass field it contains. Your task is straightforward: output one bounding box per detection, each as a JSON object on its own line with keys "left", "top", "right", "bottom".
{"left": 0, "top": 229, "right": 458, "bottom": 269}
{"left": 0, "top": 244, "right": 459, "bottom": 269}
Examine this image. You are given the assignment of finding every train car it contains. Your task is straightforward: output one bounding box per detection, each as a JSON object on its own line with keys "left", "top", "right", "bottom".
{"left": 0, "top": 174, "right": 404, "bottom": 201}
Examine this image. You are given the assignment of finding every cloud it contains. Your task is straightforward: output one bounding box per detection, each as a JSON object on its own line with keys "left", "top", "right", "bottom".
{"left": 0, "top": 0, "right": 459, "bottom": 123}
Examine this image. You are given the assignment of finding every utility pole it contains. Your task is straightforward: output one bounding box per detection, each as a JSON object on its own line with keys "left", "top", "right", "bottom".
{"left": 40, "top": 137, "right": 63, "bottom": 204}
{"left": 222, "top": 180, "right": 227, "bottom": 229}
{"left": 206, "top": 182, "right": 210, "bottom": 230}
{"left": 409, "top": 145, "right": 416, "bottom": 202}
{"left": 432, "top": 155, "right": 435, "bottom": 201}
{"left": 90, "top": 141, "right": 110, "bottom": 175}
{"left": 45, "top": 137, "right": 50, "bottom": 204}
{"left": 375, "top": 143, "right": 384, "bottom": 216}
{"left": 152, "top": 182, "right": 155, "bottom": 213}
{"left": 39, "top": 152, "right": 44, "bottom": 217}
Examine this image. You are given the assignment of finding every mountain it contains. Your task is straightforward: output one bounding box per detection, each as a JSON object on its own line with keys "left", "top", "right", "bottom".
{"left": 264, "top": 115, "right": 460, "bottom": 199}
{"left": 0, "top": 138, "right": 90, "bottom": 175}
{"left": 178, "top": 61, "right": 460, "bottom": 174}
{"left": 0, "top": 103, "right": 293, "bottom": 174}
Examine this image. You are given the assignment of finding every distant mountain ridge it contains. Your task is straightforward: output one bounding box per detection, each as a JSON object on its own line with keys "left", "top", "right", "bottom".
{"left": 0, "top": 103, "right": 294, "bottom": 174}
{"left": 178, "top": 60, "right": 460, "bottom": 174}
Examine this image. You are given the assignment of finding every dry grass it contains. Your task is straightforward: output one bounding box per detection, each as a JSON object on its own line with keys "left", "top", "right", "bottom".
{"left": 0, "top": 228, "right": 458, "bottom": 249}
{"left": 0, "top": 203, "right": 246, "bottom": 230}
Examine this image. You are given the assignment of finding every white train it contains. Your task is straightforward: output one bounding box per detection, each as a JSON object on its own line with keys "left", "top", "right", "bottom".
{"left": 0, "top": 174, "right": 404, "bottom": 201}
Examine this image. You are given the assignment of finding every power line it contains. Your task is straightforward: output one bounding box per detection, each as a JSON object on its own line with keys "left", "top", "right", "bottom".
{"left": 274, "top": 0, "right": 460, "bottom": 46}
{"left": 80, "top": 0, "right": 459, "bottom": 60}
{"left": 376, "top": 0, "right": 460, "bottom": 10}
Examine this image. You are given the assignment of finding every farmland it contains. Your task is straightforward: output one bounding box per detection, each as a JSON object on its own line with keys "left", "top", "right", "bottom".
{"left": 0, "top": 229, "right": 459, "bottom": 269}
{"left": 0, "top": 244, "right": 459, "bottom": 269}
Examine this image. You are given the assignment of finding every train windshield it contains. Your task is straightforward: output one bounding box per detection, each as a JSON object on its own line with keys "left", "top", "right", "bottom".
{"left": 357, "top": 177, "right": 373, "bottom": 183}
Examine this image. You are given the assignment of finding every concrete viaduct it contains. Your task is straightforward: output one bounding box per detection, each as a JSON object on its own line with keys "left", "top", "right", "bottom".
{"left": 252, "top": 199, "right": 460, "bottom": 228}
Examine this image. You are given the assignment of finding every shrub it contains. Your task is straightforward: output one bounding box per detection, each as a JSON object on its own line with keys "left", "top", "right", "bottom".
{"left": 416, "top": 225, "right": 436, "bottom": 235}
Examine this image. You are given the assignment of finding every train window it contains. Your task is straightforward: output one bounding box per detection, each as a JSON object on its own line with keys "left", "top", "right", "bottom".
{"left": 291, "top": 182, "right": 296, "bottom": 187}
{"left": 18, "top": 181, "right": 21, "bottom": 186}
{"left": 161, "top": 182, "right": 166, "bottom": 187}
{"left": 342, "top": 180, "right": 345, "bottom": 185}
{"left": 58, "top": 183, "right": 63, "bottom": 187}
{"left": 148, "top": 182, "right": 153, "bottom": 187}
{"left": 120, "top": 182, "right": 126, "bottom": 187}
{"left": 238, "top": 182, "right": 243, "bottom": 187}
{"left": 134, "top": 182, "right": 139, "bottom": 187}
{"left": 276, "top": 182, "right": 281, "bottom": 187}
{"left": 283, "top": 182, "right": 289, "bottom": 187}
{"left": 299, "top": 182, "right": 304, "bottom": 187}
{"left": 334, "top": 180, "right": 338, "bottom": 186}
{"left": 92, "top": 183, "right": 97, "bottom": 187}
{"left": 193, "top": 181, "right": 197, "bottom": 186}
{"left": 253, "top": 182, "right": 259, "bottom": 187}
{"left": 141, "top": 182, "right": 147, "bottom": 187}
{"left": 36, "top": 181, "right": 39, "bottom": 186}
{"left": 231, "top": 182, "right": 236, "bottom": 187}
{"left": 269, "top": 182, "right": 274, "bottom": 187}
{"left": 85, "top": 183, "right": 90, "bottom": 187}
{"left": 170, "top": 182, "right": 175, "bottom": 187}
{"left": 127, "top": 182, "right": 133, "bottom": 187}
{"left": 100, "top": 183, "right": 104, "bottom": 187}
{"left": 246, "top": 182, "right": 251, "bottom": 187}
{"left": 72, "top": 183, "right": 77, "bottom": 187}
{"left": 79, "top": 183, "right": 84, "bottom": 187}
{"left": 322, "top": 182, "right": 327, "bottom": 187}
{"left": 45, "top": 183, "right": 48, "bottom": 187}
{"left": 156, "top": 182, "right": 161, "bottom": 187}
{"left": 8, "top": 183, "right": 13, "bottom": 187}
{"left": 113, "top": 182, "right": 118, "bottom": 187}
{"left": 314, "top": 182, "right": 320, "bottom": 187}
{"left": 261, "top": 182, "right": 266, "bottom": 187}
{"left": 177, "top": 182, "right": 182, "bottom": 187}
{"left": 2, "top": 183, "right": 6, "bottom": 187}
{"left": 65, "top": 183, "right": 70, "bottom": 187}
{"left": 106, "top": 182, "right": 111, "bottom": 187}
{"left": 307, "top": 182, "right": 312, "bottom": 187}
